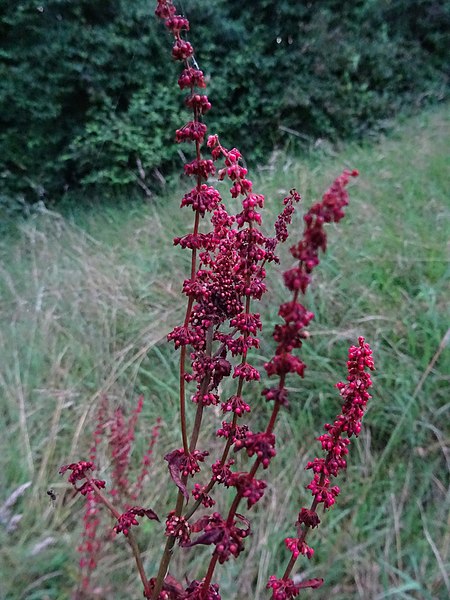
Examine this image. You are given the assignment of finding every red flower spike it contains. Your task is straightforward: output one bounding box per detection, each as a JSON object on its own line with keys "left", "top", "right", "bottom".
{"left": 78, "top": 490, "right": 101, "bottom": 593}
{"left": 132, "top": 417, "right": 162, "bottom": 501}
{"left": 274, "top": 189, "right": 301, "bottom": 243}
{"left": 304, "top": 338, "right": 374, "bottom": 509}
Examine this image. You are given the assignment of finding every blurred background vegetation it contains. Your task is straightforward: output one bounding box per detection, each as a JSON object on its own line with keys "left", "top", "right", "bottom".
{"left": 0, "top": 1, "right": 449, "bottom": 599}
{"left": 1, "top": 0, "right": 448, "bottom": 212}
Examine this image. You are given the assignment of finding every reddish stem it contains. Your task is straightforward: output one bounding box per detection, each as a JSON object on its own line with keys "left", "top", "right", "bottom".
{"left": 201, "top": 553, "right": 220, "bottom": 599}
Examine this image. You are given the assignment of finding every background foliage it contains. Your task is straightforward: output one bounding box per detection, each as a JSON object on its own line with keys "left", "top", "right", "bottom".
{"left": 0, "top": 106, "right": 448, "bottom": 598}
{"left": 1, "top": 0, "right": 449, "bottom": 209}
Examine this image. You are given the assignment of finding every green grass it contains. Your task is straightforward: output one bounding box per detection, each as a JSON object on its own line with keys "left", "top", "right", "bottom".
{"left": 0, "top": 104, "right": 449, "bottom": 599}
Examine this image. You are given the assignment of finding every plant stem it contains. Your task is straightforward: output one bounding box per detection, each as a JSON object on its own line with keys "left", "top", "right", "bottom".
{"left": 201, "top": 553, "right": 219, "bottom": 598}
{"left": 89, "top": 480, "right": 152, "bottom": 598}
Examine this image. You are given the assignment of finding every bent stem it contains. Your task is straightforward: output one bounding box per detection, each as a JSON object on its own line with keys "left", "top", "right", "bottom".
{"left": 89, "top": 480, "right": 152, "bottom": 599}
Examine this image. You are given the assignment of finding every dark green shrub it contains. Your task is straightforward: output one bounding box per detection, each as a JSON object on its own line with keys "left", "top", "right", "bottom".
{"left": 1, "top": 0, "right": 448, "bottom": 209}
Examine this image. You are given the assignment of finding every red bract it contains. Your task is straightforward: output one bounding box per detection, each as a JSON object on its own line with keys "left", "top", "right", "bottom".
{"left": 221, "top": 394, "right": 251, "bottom": 416}
{"left": 285, "top": 537, "right": 314, "bottom": 559}
{"left": 296, "top": 508, "right": 320, "bottom": 528}
{"left": 184, "top": 158, "right": 215, "bottom": 179}
{"left": 233, "top": 361, "right": 261, "bottom": 381}
{"left": 165, "top": 15, "right": 189, "bottom": 35}
{"left": 211, "top": 458, "right": 235, "bottom": 485}
{"left": 77, "top": 479, "right": 106, "bottom": 496}
{"left": 217, "top": 421, "right": 250, "bottom": 441}
{"left": 185, "top": 93, "right": 212, "bottom": 114}
{"left": 180, "top": 185, "right": 221, "bottom": 216}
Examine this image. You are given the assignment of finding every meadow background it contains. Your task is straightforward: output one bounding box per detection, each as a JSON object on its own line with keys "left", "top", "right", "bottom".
{"left": 1, "top": 1, "right": 449, "bottom": 599}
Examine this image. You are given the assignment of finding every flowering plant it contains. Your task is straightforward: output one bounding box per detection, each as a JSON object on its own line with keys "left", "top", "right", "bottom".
{"left": 60, "top": 2, "right": 374, "bottom": 598}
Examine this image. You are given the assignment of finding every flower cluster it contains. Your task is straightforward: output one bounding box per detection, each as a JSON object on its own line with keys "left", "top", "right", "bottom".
{"left": 114, "top": 507, "right": 159, "bottom": 536}
{"left": 165, "top": 448, "right": 209, "bottom": 500}
{"left": 165, "top": 511, "right": 192, "bottom": 546}
{"left": 266, "top": 576, "right": 324, "bottom": 599}
{"left": 188, "top": 512, "right": 251, "bottom": 564}
{"left": 233, "top": 432, "right": 276, "bottom": 469}
{"left": 59, "top": 461, "right": 106, "bottom": 496}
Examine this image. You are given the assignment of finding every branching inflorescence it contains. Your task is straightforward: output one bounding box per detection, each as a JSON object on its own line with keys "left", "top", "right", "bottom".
{"left": 60, "top": 1, "right": 375, "bottom": 598}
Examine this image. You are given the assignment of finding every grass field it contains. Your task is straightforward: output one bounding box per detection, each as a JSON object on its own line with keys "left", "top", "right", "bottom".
{"left": 0, "top": 105, "right": 449, "bottom": 600}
